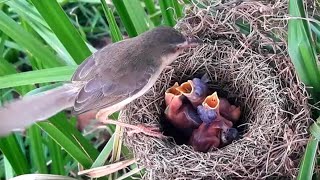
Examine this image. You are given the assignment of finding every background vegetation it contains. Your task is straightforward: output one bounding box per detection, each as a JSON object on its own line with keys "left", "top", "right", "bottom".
{"left": 0, "top": 0, "right": 318, "bottom": 179}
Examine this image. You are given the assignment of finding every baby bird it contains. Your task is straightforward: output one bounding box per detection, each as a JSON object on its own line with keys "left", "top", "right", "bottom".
{"left": 198, "top": 92, "right": 241, "bottom": 123}
{"left": 165, "top": 82, "right": 180, "bottom": 107}
{"left": 164, "top": 83, "right": 202, "bottom": 130}
{"left": 196, "top": 92, "right": 219, "bottom": 125}
{"left": 192, "top": 92, "right": 239, "bottom": 151}
{"left": 189, "top": 119, "right": 238, "bottom": 152}
{"left": 189, "top": 123, "right": 221, "bottom": 152}
{"left": 221, "top": 127, "right": 239, "bottom": 146}
{"left": 218, "top": 98, "right": 241, "bottom": 123}
{"left": 176, "top": 74, "right": 210, "bottom": 107}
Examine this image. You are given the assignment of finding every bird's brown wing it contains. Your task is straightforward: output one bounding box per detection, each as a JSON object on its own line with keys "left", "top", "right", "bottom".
{"left": 72, "top": 40, "right": 129, "bottom": 82}
{"left": 72, "top": 66, "right": 155, "bottom": 114}
{"left": 71, "top": 38, "right": 157, "bottom": 114}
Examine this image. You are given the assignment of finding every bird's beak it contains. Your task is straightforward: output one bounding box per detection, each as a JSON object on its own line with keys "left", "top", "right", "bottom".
{"left": 177, "top": 37, "right": 203, "bottom": 49}
{"left": 203, "top": 92, "right": 220, "bottom": 109}
{"left": 186, "top": 37, "right": 203, "bottom": 47}
{"left": 165, "top": 82, "right": 182, "bottom": 106}
{"left": 176, "top": 80, "right": 193, "bottom": 94}
{"left": 165, "top": 82, "right": 181, "bottom": 96}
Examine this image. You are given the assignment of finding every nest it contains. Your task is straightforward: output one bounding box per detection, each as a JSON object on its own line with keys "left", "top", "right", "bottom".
{"left": 121, "top": 1, "right": 312, "bottom": 179}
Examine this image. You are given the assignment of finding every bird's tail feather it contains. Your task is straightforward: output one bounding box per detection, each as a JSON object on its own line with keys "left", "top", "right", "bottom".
{"left": 0, "top": 83, "right": 81, "bottom": 136}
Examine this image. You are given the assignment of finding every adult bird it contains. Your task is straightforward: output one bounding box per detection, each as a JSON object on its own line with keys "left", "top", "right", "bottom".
{"left": 0, "top": 27, "right": 201, "bottom": 137}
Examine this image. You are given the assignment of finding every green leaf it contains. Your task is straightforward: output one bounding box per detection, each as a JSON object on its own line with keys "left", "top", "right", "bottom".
{"left": 100, "top": 0, "right": 123, "bottom": 42}
{"left": 288, "top": 0, "right": 320, "bottom": 91}
{"left": 47, "top": 136, "right": 65, "bottom": 175}
{"left": 298, "top": 117, "right": 320, "bottom": 180}
{"left": 5, "top": 0, "right": 76, "bottom": 65}
{"left": 297, "top": 137, "right": 318, "bottom": 180}
{"left": 172, "top": 0, "right": 183, "bottom": 19}
{"left": 5, "top": 0, "right": 49, "bottom": 28}
{"left": 159, "top": 0, "right": 176, "bottom": 27}
{"left": 0, "top": 11, "right": 65, "bottom": 68}
{"left": 112, "top": 0, "right": 151, "bottom": 37}
{"left": 0, "top": 58, "right": 34, "bottom": 94}
{"left": 310, "top": 22, "right": 320, "bottom": 53}
{"left": 28, "top": 125, "right": 48, "bottom": 173}
{"left": 37, "top": 113, "right": 99, "bottom": 169}
{"left": 30, "top": 0, "right": 92, "bottom": 64}
{"left": 10, "top": 174, "right": 77, "bottom": 180}
{"left": 4, "top": 156, "right": 14, "bottom": 180}
{"left": 0, "top": 32, "right": 7, "bottom": 55}
{"left": 0, "top": 65, "right": 77, "bottom": 89}
{"left": 144, "top": 0, "right": 161, "bottom": 26}
{"left": 0, "top": 134, "right": 30, "bottom": 175}
{"left": 91, "top": 134, "right": 115, "bottom": 168}
{"left": 115, "top": 167, "right": 142, "bottom": 180}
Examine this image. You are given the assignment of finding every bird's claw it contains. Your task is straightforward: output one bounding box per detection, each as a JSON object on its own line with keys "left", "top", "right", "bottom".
{"left": 100, "top": 119, "right": 165, "bottom": 139}
{"left": 127, "top": 125, "right": 165, "bottom": 139}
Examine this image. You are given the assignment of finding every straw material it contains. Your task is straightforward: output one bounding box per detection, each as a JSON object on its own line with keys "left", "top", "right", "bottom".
{"left": 121, "top": 1, "right": 312, "bottom": 179}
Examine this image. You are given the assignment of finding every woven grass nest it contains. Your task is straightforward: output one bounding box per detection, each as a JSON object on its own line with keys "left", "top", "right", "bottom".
{"left": 121, "top": 1, "right": 312, "bottom": 179}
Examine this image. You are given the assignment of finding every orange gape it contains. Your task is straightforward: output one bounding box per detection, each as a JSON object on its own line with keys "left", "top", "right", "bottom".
{"left": 176, "top": 81, "right": 192, "bottom": 94}
{"left": 203, "top": 92, "right": 220, "bottom": 110}
{"left": 164, "top": 83, "right": 201, "bottom": 130}
{"left": 175, "top": 76, "right": 209, "bottom": 108}
{"left": 165, "top": 82, "right": 181, "bottom": 106}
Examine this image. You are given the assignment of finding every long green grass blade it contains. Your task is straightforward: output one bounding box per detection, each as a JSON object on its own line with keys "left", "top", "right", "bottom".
{"left": 298, "top": 127, "right": 319, "bottom": 180}
{"left": 0, "top": 134, "right": 30, "bottom": 175}
{"left": 301, "top": 113, "right": 320, "bottom": 179}
{"left": 112, "top": 0, "right": 151, "bottom": 37}
{"left": 37, "top": 113, "right": 99, "bottom": 169}
{"left": 0, "top": 58, "right": 34, "bottom": 94}
{"left": 111, "top": 0, "right": 137, "bottom": 37}
{"left": 5, "top": 0, "right": 76, "bottom": 65}
{"left": 10, "top": 174, "right": 77, "bottom": 180}
{"left": 0, "top": 32, "right": 7, "bottom": 55}
{"left": 172, "top": 0, "right": 183, "bottom": 19}
{"left": 28, "top": 125, "right": 48, "bottom": 173}
{"left": 122, "top": 0, "right": 152, "bottom": 33}
{"left": 0, "top": 11, "right": 65, "bottom": 68}
{"left": 0, "top": 65, "right": 77, "bottom": 89}
{"left": 144, "top": 0, "right": 161, "bottom": 26}
{"left": 30, "top": 0, "right": 91, "bottom": 64}
{"left": 5, "top": 0, "right": 49, "bottom": 28}
{"left": 91, "top": 134, "right": 115, "bottom": 168}
{"left": 159, "top": 0, "right": 176, "bottom": 27}
{"left": 115, "top": 167, "right": 142, "bottom": 180}
{"left": 288, "top": 0, "right": 320, "bottom": 91}
{"left": 310, "top": 22, "right": 320, "bottom": 52}
{"left": 47, "top": 136, "right": 65, "bottom": 175}
{"left": 4, "top": 156, "right": 14, "bottom": 180}
{"left": 100, "top": 0, "right": 123, "bottom": 42}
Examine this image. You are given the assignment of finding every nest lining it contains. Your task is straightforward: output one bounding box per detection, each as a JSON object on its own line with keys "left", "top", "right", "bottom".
{"left": 121, "top": 1, "right": 312, "bottom": 179}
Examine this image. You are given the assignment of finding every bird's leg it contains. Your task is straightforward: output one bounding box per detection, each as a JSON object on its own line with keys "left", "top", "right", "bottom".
{"left": 100, "top": 119, "right": 165, "bottom": 138}
{"left": 96, "top": 108, "right": 165, "bottom": 138}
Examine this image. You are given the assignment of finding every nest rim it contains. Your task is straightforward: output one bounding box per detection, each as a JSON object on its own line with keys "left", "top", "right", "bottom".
{"left": 120, "top": 1, "right": 312, "bottom": 179}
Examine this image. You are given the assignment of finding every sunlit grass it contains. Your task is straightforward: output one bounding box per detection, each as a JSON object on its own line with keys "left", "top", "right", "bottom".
{"left": 0, "top": 0, "right": 319, "bottom": 179}
{"left": 0, "top": 0, "right": 186, "bottom": 179}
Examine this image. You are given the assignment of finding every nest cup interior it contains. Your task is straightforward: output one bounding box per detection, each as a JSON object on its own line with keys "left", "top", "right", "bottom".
{"left": 160, "top": 72, "right": 244, "bottom": 146}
